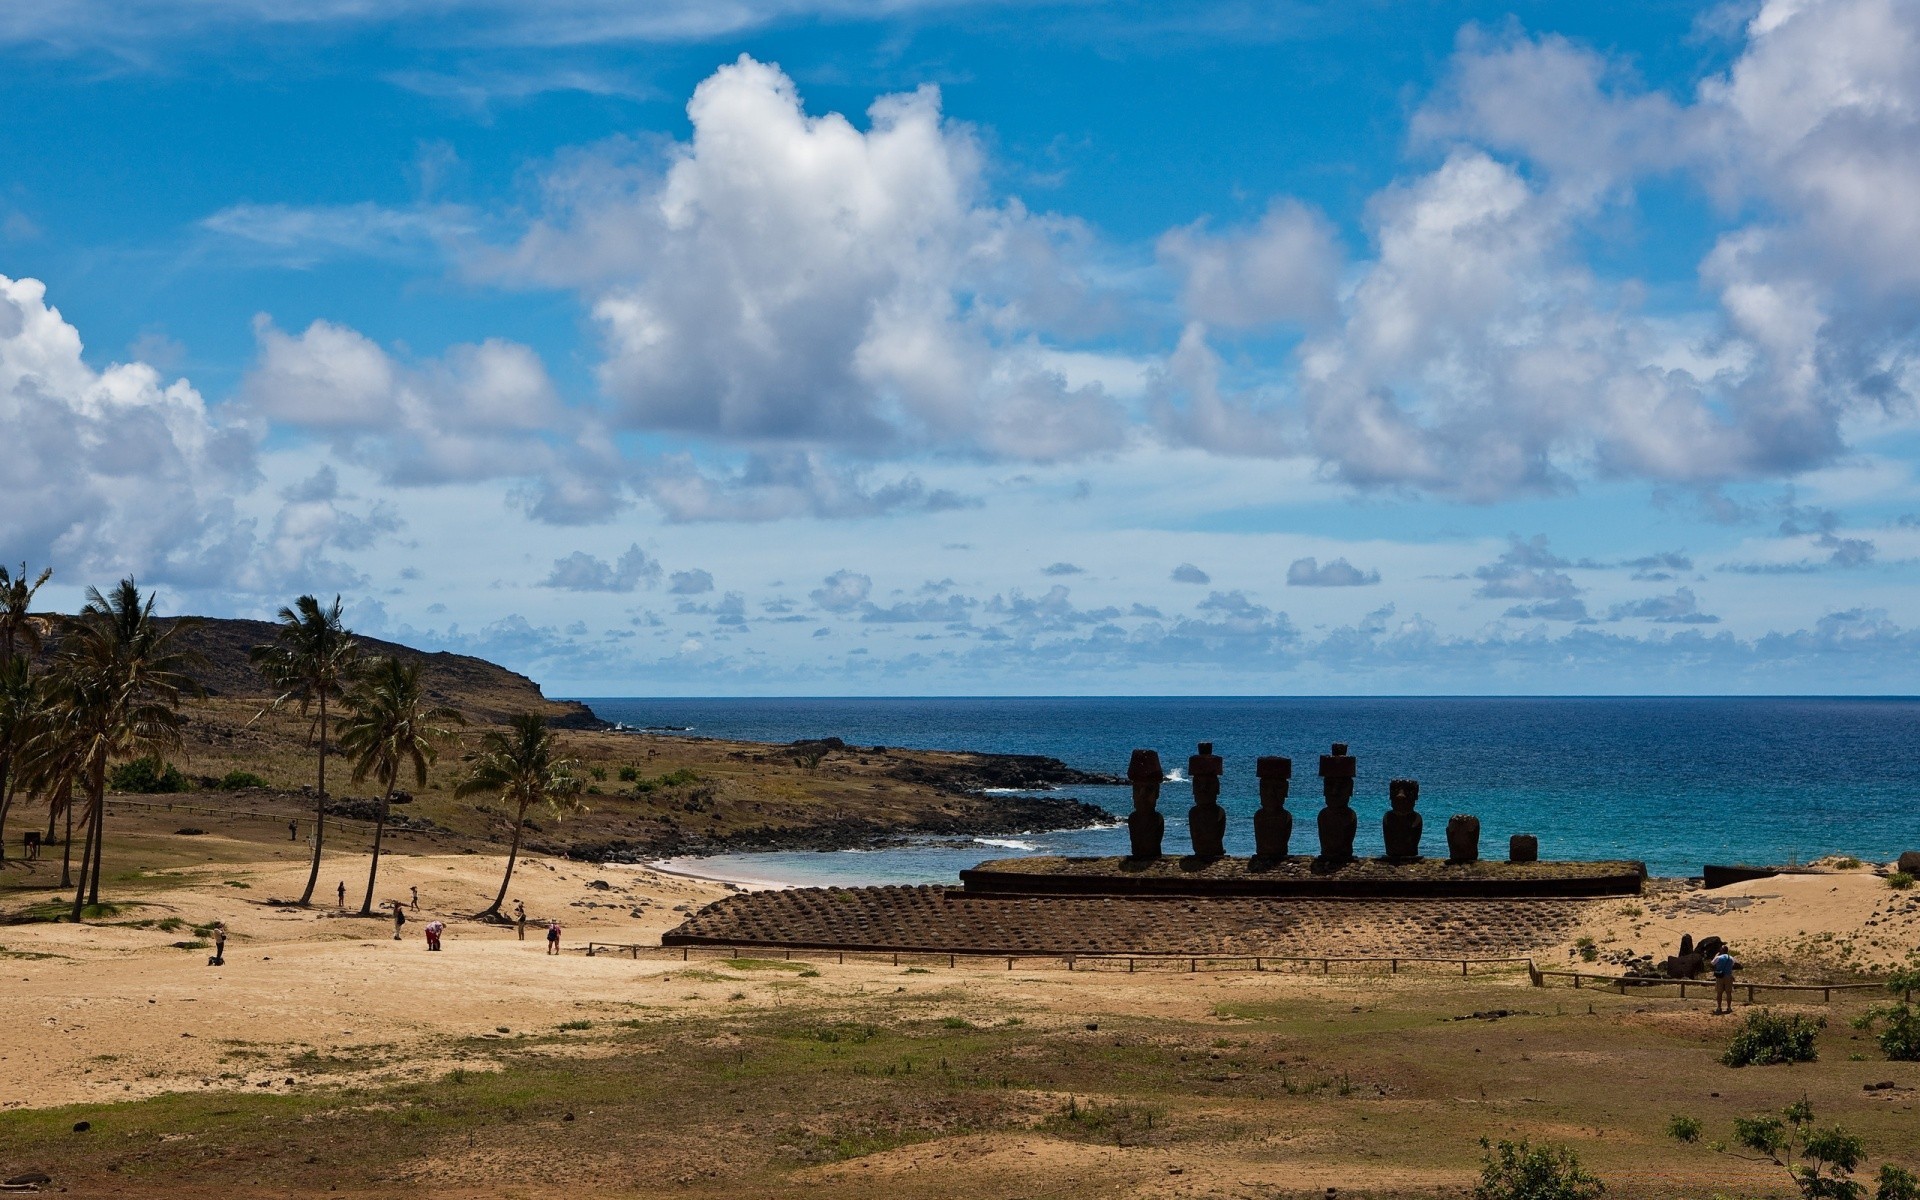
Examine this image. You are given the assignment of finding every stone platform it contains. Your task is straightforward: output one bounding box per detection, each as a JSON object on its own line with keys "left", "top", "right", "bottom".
{"left": 957, "top": 855, "right": 1645, "bottom": 899}
{"left": 661, "top": 884, "right": 1594, "bottom": 956}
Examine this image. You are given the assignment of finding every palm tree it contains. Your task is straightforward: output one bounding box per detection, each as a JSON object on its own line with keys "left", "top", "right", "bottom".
{"left": 20, "top": 691, "right": 88, "bottom": 889}
{"left": 0, "top": 658, "right": 40, "bottom": 865}
{"left": 0, "top": 562, "right": 52, "bottom": 669}
{"left": 48, "top": 579, "right": 201, "bottom": 921}
{"left": 0, "top": 562, "right": 51, "bottom": 865}
{"left": 336, "top": 656, "right": 461, "bottom": 916}
{"left": 250, "top": 596, "right": 358, "bottom": 906}
{"left": 454, "top": 712, "right": 585, "bottom": 921}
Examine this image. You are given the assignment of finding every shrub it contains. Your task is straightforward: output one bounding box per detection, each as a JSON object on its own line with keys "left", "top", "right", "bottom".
{"left": 1889, "top": 873, "right": 1915, "bottom": 891}
{"left": 1473, "top": 1138, "right": 1604, "bottom": 1200}
{"left": 1834, "top": 857, "right": 1862, "bottom": 870}
{"left": 618, "top": 765, "right": 639, "bottom": 782}
{"left": 108, "top": 756, "right": 189, "bottom": 794}
{"left": 1853, "top": 967, "right": 1920, "bottom": 1062}
{"left": 1668, "top": 1115, "right": 1703, "bottom": 1144}
{"left": 214, "top": 769, "right": 269, "bottom": 790}
{"left": 1723, "top": 1010, "right": 1823, "bottom": 1067}
{"left": 588, "top": 766, "right": 606, "bottom": 782}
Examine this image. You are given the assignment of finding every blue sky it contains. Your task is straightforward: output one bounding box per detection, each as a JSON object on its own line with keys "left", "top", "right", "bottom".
{"left": 5, "top": 0, "right": 1920, "bottom": 695}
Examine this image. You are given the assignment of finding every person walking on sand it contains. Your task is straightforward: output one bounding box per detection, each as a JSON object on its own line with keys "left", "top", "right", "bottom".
{"left": 1712, "top": 945, "right": 1741, "bottom": 1014}
{"left": 546, "top": 920, "right": 561, "bottom": 955}
{"left": 337, "top": 880, "right": 346, "bottom": 911}
{"left": 410, "top": 886, "right": 419, "bottom": 911}
{"left": 392, "top": 900, "right": 407, "bottom": 941}
{"left": 209, "top": 921, "right": 227, "bottom": 966}
{"left": 514, "top": 900, "right": 526, "bottom": 941}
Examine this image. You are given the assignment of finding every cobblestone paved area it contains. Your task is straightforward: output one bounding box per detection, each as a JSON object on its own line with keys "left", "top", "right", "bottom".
{"left": 663, "top": 885, "right": 1593, "bottom": 955}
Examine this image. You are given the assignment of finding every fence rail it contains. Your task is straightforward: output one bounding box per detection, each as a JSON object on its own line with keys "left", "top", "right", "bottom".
{"left": 583, "top": 941, "right": 1536, "bottom": 976}
{"left": 579, "top": 941, "right": 1894, "bottom": 1002}
{"left": 103, "top": 797, "right": 377, "bottom": 826}
{"left": 1530, "top": 967, "right": 1892, "bottom": 1004}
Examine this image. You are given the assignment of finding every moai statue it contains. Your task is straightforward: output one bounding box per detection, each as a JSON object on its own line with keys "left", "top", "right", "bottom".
{"left": 1445, "top": 814, "right": 1481, "bottom": 864}
{"left": 1315, "top": 743, "right": 1358, "bottom": 865}
{"left": 1253, "top": 756, "right": 1294, "bottom": 860}
{"left": 1187, "top": 742, "right": 1226, "bottom": 859}
{"left": 1509, "top": 833, "right": 1539, "bottom": 864}
{"left": 1382, "top": 779, "right": 1423, "bottom": 861}
{"left": 1125, "top": 749, "right": 1165, "bottom": 860}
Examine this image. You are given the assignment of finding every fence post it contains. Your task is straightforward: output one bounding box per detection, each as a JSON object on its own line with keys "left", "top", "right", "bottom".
{"left": 1191, "top": 958, "right": 1197, "bottom": 973}
{"left": 682, "top": 946, "right": 688, "bottom": 961}
{"left": 1461, "top": 960, "right": 1468, "bottom": 978}
{"left": 950, "top": 954, "right": 955, "bottom": 969}
{"left": 1391, "top": 958, "right": 1399, "bottom": 974}
{"left": 1128, "top": 957, "right": 1134, "bottom": 974}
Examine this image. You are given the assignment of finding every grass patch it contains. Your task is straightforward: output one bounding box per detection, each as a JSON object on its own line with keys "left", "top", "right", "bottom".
{"left": 721, "top": 957, "right": 814, "bottom": 973}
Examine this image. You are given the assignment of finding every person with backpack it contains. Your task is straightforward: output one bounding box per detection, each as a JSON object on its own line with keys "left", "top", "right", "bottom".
{"left": 1711, "top": 945, "right": 1741, "bottom": 1014}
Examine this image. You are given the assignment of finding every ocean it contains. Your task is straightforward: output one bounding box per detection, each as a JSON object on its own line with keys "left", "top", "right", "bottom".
{"left": 577, "top": 696, "right": 1920, "bottom": 884}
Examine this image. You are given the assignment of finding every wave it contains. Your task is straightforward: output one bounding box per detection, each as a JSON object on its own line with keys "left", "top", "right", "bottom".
{"left": 1163, "top": 768, "right": 1187, "bottom": 783}
{"left": 972, "top": 837, "right": 1039, "bottom": 851}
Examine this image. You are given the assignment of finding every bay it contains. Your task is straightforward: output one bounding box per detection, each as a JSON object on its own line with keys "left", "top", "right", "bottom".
{"left": 579, "top": 696, "right": 1920, "bottom": 883}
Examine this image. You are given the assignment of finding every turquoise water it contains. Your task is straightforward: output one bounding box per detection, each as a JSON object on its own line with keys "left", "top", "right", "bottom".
{"left": 582, "top": 697, "right": 1920, "bottom": 882}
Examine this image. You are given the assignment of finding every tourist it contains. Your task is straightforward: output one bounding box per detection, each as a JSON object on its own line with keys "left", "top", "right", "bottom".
{"left": 411, "top": 886, "right": 419, "bottom": 911}
{"left": 1711, "top": 944, "right": 1740, "bottom": 1014}
{"left": 546, "top": 920, "right": 561, "bottom": 955}
{"left": 424, "top": 919, "right": 444, "bottom": 951}
{"left": 392, "top": 901, "right": 407, "bottom": 941}
{"left": 210, "top": 921, "right": 227, "bottom": 966}
{"left": 337, "top": 880, "right": 345, "bottom": 910}
{"left": 288, "top": 820, "right": 298, "bottom": 841}
{"left": 514, "top": 900, "right": 526, "bottom": 941}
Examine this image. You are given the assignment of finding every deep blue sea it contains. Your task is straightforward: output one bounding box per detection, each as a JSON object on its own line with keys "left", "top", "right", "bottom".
{"left": 577, "top": 697, "right": 1920, "bottom": 884}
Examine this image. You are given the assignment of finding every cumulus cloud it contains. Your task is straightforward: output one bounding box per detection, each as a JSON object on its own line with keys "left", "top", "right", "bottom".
{"left": 1157, "top": 199, "right": 1342, "bottom": 328}
{"left": 492, "top": 56, "right": 1125, "bottom": 461}
{"left": 1607, "top": 587, "right": 1720, "bottom": 623}
{"left": 641, "top": 450, "right": 976, "bottom": 523}
{"left": 1170, "top": 563, "right": 1211, "bottom": 585}
{"left": 1502, "top": 597, "right": 1591, "bottom": 622}
{"left": 1472, "top": 536, "right": 1579, "bottom": 600}
{"left": 0, "top": 273, "right": 259, "bottom": 585}
{"left": 541, "top": 544, "right": 662, "bottom": 592}
{"left": 1041, "top": 562, "right": 1082, "bottom": 576}
{"left": 1286, "top": 556, "right": 1380, "bottom": 587}
{"left": 810, "top": 569, "right": 872, "bottom": 612}
{"left": 667, "top": 568, "right": 714, "bottom": 594}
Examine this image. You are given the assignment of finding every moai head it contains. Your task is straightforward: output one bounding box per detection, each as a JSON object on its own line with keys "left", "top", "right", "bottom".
{"left": 1188, "top": 741, "right": 1224, "bottom": 806}
{"left": 1318, "top": 742, "right": 1357, "bottom": 807}
{"left": 1126, "top": 749, "right": 1163, "bottom": 813}
{"left": 1256, "top": 756, "right": 1292, "bottom": 809}
{"left": 1389, "top": 778, "right": 1419, "bottom": 813}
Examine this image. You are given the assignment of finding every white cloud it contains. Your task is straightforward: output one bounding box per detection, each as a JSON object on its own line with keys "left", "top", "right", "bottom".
{"left": 1170, "top": 562, "right": 1210, "bottom": 584}
{"left": 1286, "top": 556, "right": 1380, "bottom": 587}
{"left": 490, "top": 55, "right": 1126, "bottom": 461}
{"left": 667, "top": 568, "right": 714, "bottom": 594}
{"left": 641, "top": 450, "right": 978, "bottom": 523}
{"left": 810, "top": 569, "right": 872, "bottom": 612}
{"left": 1158, "top": 199, "right": 1342, "bottom": 328}
{"left": 0, "top": 273, "right": 259, "bottom": 585}
{"left": 541, "top": 544, "right": 662, "bottom": 592}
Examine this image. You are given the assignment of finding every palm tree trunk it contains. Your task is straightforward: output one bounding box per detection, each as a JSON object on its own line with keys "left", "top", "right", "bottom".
{"left": 58, "top": 794, "right": 72, "bottom": 888}
{"left": 358, "top": 785, "right": 391, "bottom": 916}
{"left": 0, "top": 760, "right": 12, "bottom": 867}
{"left": 483, "top": 798, "right": 531, "bottom": 919}
{"left": 85, "top": 762, "right": 105, "bottom": 909}
{"left": 70, "top": 758, "right": 101, "bottom": 921}
{"left": 298, "top": 694, "right": 327, "bottom": 905}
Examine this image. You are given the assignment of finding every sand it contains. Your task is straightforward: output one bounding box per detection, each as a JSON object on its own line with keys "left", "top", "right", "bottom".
{"left": 2, "top": 847, "right": 1913, "bottom": 1117}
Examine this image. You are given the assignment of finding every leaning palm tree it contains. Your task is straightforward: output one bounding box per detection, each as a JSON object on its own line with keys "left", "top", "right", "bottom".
{"left": 250, "top": 596, "right": 358, "bottom": 906}
{"left": 47, "top": 579, "right": 202, "bottom": 920}
{"left": 20, "top": 691, "right": 88, "bottom": 889}
{"left": 454, "top": 712, "right": 586, "bottom": 921}
{"left": 336, "top": 656, "right": 461, "bottom": 916}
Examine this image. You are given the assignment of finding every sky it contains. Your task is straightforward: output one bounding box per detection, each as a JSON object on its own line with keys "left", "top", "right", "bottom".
{"left": 4, "top": 0, "right": 1920, "bottom": 696}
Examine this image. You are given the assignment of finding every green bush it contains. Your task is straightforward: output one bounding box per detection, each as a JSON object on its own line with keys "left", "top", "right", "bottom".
{"left": 108, "top": 756, "right": 189, "bottom": 794}
{"left": 1668, "top": 1115, "right": 1703, "bottom": 1144}
{"left": 214, "top": 769, "right": 269, "bottom": 790}
{"left": 1853, "top": 967, "right": 1920, "bottom": 1062}
{"left": 1724, "top": 1010, "right": 1823, "bottom": 1067}
{"left": 1473, "top": 1138, "right": 1604, "bottom": 1200}
{"left": 1889, "top": 873, "right": 1915, "bottom": 891}
{"left": 618, "top": 765, "right": 639, "bottom": 782}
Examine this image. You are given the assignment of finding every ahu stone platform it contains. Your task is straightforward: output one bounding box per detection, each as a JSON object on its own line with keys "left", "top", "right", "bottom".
{"left": 957, "top": 855, "right": 1645, "bottom": 899}
{"left": 661, "top": 884, "right": 1595, "bottom": 956}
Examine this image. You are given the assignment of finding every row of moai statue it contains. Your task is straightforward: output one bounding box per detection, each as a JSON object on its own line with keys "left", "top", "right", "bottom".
{"left": 1126, "top": 742, "right": 1536, "bottom": 865}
